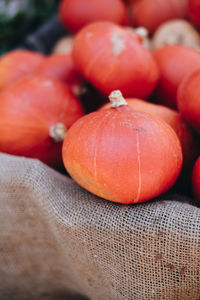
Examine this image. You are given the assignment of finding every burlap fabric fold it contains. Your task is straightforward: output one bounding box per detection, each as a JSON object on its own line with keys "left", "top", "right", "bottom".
{"left": 0, "top": 153, "right": 200, "bottom": 300}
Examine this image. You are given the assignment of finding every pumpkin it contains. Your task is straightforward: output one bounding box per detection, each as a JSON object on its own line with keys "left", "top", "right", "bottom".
{"left": 153, "top": 45, "right": 200, "bottom": 109}
{"left": 130, "top": 0, "right": 189, "bottom": 32}
{"left": 188, "top": 0, "right": 200, "bottom": 28}
{"left": 53, "top": 36, "right": 74, "bottom": 54}
{"left": 152, "top": 19, "right": 200, "bottom": 51}
{"left": 0, "top": 75, "right": 83, "bottom": 169}
{"left": 72, "top": 21, "right": 159, "bottom": 98}
{"left": 101, "top": 97, "right": 199, "bottom": 170}
{"left": 59, "top": 0, "right": 128, "bottom": 32}
{"left": 192, "top": 156, "right": 200, "bottom": 203}
{"left": 62, "top": 90, "right": 182, "bottom": 204}
{"left": 0, "top": 50, "right": 44, "bottom": 92}
{"left": 178, "top": 69, "right": 200, "bottom": 133}
{"left": 34, "top": 54, "right": 83, "bottom": 96}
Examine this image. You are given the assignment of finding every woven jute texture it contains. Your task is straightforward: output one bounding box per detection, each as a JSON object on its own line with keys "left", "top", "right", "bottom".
{"left": 0, "top": 153, "right": 200, "bottom": 300}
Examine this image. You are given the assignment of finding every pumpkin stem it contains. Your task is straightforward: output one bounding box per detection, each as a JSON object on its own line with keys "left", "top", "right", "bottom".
{"left": 49, "top": 123, "right": 67, "bottom": 143}
{"left": 135, "top": 27, "right": 148, "bottom": 43}
{"left": 109, "top": 90, "right": 128, "bottom": 108}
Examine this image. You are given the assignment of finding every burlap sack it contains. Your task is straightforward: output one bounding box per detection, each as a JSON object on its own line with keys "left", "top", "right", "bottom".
{"left": 1, "top": 153, "right": 200, "bottom": 300}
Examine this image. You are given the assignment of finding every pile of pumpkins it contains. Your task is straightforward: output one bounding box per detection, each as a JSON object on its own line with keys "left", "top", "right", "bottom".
{"left": 1, "top": 0, "right": 200, "bottom": 205}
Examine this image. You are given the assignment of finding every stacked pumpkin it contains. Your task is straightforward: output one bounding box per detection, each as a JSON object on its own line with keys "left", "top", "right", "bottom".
{"left": 1, "top": 0, "right": 200, "bottom": 205}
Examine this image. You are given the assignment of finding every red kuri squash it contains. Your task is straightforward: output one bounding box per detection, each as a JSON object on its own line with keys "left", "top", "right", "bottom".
{"left": 59, "top": 0, "right": 128, "bottom": 32}
{"left": 34, "top": 54, "right": 83, "bottom": 96}
{"left": 130, "top": 0, "right": 189, "bottom": 32}
{"left": 153, "top": 45, "right": 200, "bottom": 109}
{"left": 0, "top": 75, "right": 83, "bottom": 169}
{"left": 178, "top": 69, "right": 200, "bottom": 133}
{"left": 63, "top": 90, "right": 182, "bottom": 204}
{"left": 0, "top": 50, "right": 44, "bottom": 92}
{"left": 73, "top": 21, "right": 159, "bottom": 98}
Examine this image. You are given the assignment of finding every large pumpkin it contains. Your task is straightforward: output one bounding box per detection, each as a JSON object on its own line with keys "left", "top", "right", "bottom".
{"left": 63, "top": 91, "right": 182, "bottom": 204}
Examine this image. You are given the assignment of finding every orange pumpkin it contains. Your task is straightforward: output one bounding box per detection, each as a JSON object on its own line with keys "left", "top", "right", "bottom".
{"left": 178, "top": 69, "right": 200, "bottom": 133}
{"left": 130, "top": 0, "right": 189, "bottom": 32}
{"left": 0, "top": 50, "right": 44, "bottom": 92}
{"left": 153, "top": 45, "right": 200, "bottom": 109}
{"left": 59, "top": 0, "right": 128, "bottom": 32}
{"left": 34, "top": 54, "right": 83, "bottom": 96}
{"left": 0, "top": 76, "right": 83, "bottom": 169}
{"left": 62, "top": 91, "right": 182, "bottom": 204}
{"left": 73, "top": 21, "right": 159, "bottom": 98}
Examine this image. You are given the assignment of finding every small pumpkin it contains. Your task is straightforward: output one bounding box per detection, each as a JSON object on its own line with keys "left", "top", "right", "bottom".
{"left": 63, "top": 90, "right": 182, "bottom": 204}
{"left": 73, "top": 21, "right": 159, "bottom": 98}
{"left": 152, "top": 19, "right": 200, "bottom": 51}
{"left": 0, "top": 75, "right": 83, "bottom": 169}
{"left": 153, "top": 45, "right": 200, "bottom": 109}
{"left": 0, "top": 50, "right": 44, "bottom": 92}
{"left": 59, "top": 0, "right": 128, "bottom": 32}
{"left": 34, "top": 54, "right": 83, "bottom": 96}
{"left": 130, "top": 0, "right": 189, "bottom": 32}
{"left": 178, "top": 69, "right": 200, "bottom": 133}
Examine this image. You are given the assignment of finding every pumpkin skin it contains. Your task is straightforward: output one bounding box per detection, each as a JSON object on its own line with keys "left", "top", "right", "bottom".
{"left": 153, "top": 45, "right": 200, "bottom": 109}
{"left": 73, "top": 21, "right": 159, "bottom": 98}
{"left": 34, "top": 54, "right": 83, "bottom": 96}
{"left": 189, "top": 0, "right": 200, "bottom": 28}
{"left": 0, "top": 76, "right": 83, "bottom": 169}
{"left": 130, "top": 0, "right": 189, "bottom": 32}
{"left": 63, "top": 92, "right": 182, "bottom": 204}
{"left": 0, "top": 50, "right": 44, "bottom": 92}
{"left": 192, "top": 156, "right": 200, "bottom": 203}
{"left": 178, "top": 69, "right": 200, "bottom": 133}
{"left": 59, "top": 0, "right": 128, "bottom": 32}
{"left": 101, "top": 98, "right": 199, "bottom": 170}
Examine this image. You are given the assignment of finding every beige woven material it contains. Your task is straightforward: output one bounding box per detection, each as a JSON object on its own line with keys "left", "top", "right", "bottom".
{"left": 0, "top": 153, "right": 200, "bottom": 300}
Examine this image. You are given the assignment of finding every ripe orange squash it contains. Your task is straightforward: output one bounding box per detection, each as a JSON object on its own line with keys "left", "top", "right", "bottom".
{"left": 34, "top": 54, "right": 83, "bottom": 96}
{"left": 0, "top": 75, "right": 83, "bottom": 169}
{"left": 130, "top": 0, "right": 189, "bottom": 32}
{"left": 73, "top": 21, "right": 159, "bottom": 98}
{"left": 0, "top": 50, "right": 44, "bottom": 92}
{"left": 59, "top": 0, "right": 128, "bottom": 32}
{"left": 153, "top": 45, "right": 200, "bottom": 109}
{"left": 178, "top": 69, "right": 200, "bottom": 133}
{"left": 63, "top": 91, "right": 182, "bottom": 204}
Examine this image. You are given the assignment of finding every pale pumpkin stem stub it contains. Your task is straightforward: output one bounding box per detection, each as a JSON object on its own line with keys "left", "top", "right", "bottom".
{"left": 135, "top": 27, "right": 149, "bottom": 42}
{"left": 109, "top": 90, "right": 128, "bottom": 108}
{"left": 49, "top": 123, "right": 67, "bottom": 142}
